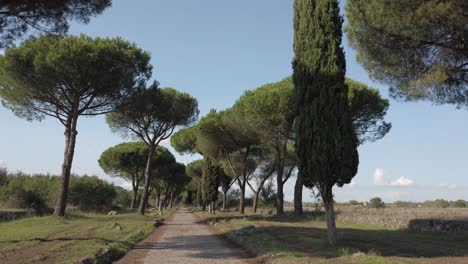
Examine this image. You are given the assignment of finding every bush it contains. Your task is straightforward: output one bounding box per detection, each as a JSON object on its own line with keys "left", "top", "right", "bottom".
{"left": 452, "top": 199, "right": 466, "bottom": 208}
{"left": 434, "top": 199, "right": 450, "bottom": 208}
{"left": 260, "top": 180, "right": 277, "bottom": 207}
{"left": 69, "top": 175, "right": 116, "bottom": 212}
{"left": 369, "top": 197, "right": 385, "bottom": 208}
{"left": 349, "top": 200, "right": 360, "bottom": 206}
{"left": 113, "top": 186, "right": 132, "bottom": 208}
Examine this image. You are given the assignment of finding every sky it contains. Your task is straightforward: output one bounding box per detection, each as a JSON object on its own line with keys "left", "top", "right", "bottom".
{"left": 0, "top": 0, "right": 466, "bottom": 203}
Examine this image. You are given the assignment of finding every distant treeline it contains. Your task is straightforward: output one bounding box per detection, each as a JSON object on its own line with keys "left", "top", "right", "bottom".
{"left": 0, "top": 168, "right": 131, "bottom": 214}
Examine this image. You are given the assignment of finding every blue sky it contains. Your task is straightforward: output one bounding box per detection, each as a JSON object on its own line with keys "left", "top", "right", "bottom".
{"left": 0, "top": 0, "right": 466, "bottom": 203}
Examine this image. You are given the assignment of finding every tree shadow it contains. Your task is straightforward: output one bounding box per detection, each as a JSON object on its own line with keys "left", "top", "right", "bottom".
{"left": 132, "top": 233, "right": 253, "bottom": 260}
{"left": 222, "top": 222, "right": 468, "bottom": 258}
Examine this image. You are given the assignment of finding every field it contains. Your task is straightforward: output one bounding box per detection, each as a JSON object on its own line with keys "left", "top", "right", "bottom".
{"left": 0, "top": 210, "right": 172, "bottom": 264}
{"left": 196, "top": 207, "right": 468, "bottom": 264}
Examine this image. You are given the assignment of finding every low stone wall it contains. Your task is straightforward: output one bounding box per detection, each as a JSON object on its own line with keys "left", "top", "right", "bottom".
{"left": 0, "top": 210, "right": 29, "bottom": 222}
{"left": 408, "top": 219, "right": 468, "bottom": 233}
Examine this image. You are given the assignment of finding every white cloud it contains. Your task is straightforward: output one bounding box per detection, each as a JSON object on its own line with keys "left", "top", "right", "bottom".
{"left": 390, "top": 176, "right": 414, "bottom": 186}
{"left": 373, "top": 168, "right": 415, "bottom": 187}
{"left": 0, "top": 160, "right": 6, "bottom": 168}
{"left": 373, "top": 168, "right": 385, "bottom": 185}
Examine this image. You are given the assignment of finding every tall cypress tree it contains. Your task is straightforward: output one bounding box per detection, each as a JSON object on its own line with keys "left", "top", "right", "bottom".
{"left": 293, "top": 0, "right": 359, "bottom": 244}
{"left": 203, "top": 157, "right": 220, "bottom": 214}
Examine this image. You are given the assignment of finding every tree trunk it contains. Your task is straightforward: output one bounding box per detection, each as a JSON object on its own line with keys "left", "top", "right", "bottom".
{"left": 294, "top": 172, "right": 303, "bottom": 215}
{"left": 202, "top": 201, "right": 206, "bottom": 211}
{"left": 276, "top": 172, "right": 284, "bottom": 215}
{"left": 169, "top": 191, "right": 174, "bottom": 208}
{"left": 210, "top": 201, "right": 216, "bottom": 214}
{"left": 131, "top": 187, "right": 138, "bottom": 209}
{"left": 156, "top": 191, "right": 161, "bottom": 207}
{"left": 222, "top": 191, "right": 227, "bottom": 210}
{"left": 138, "top": 145, "right": 156, "bottom": 215}
{"left": 322, "top": 187, "right": 337, "bottom": 245}
{"left": 239, "top": 179, "right": 246, "bottom": 214}
{"left": 54, "top": 117, "right": 78, "bottom": 216}
{"left": 253, "top": 192, "right": 259, "bottom": 213}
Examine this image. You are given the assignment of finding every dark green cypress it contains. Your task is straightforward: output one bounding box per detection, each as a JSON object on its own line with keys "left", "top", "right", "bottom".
{"left": 202, "top": 157, "right": 220, "bottom": 214}
{"left": 292, "top": 0, "right": 359, "bottom": 245}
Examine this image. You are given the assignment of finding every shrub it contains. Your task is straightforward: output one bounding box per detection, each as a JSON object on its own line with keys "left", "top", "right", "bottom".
{"left": 69, "top": 176, "right": 116, "bottom": 212}
{"left": 349, "top": 200, "right": 360, "bottom": 206}
{"left": 369, "top": 197, "right": 385, "bottom": 208}
{"left": 260, "top": 181, "right": 277, "bottom": 207}
{"left": 452, "top": 199, "right": 466, "bottom": 208}
{"left": 434, "top": 199, "right": 450, "bottom": 208}
{"left": 113, "top": 186, "right": 132, "bottom": 208}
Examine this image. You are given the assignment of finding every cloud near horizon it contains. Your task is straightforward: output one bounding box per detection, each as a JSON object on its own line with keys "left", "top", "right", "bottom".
{"left": 373, "top": 168, "right": 415, "bottom": 187}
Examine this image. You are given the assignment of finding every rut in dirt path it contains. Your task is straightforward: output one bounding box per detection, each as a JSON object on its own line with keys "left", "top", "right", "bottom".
{"left": 115, "top": 208, "right": 257, "bottom": 264}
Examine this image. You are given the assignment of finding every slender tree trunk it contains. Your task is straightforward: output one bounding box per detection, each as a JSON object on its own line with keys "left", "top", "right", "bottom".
{"left": 202, "top": 201, "right": 206, "bottom": 211}
{"left": 169, "top": 191, "right": 174, "bottom": 208}
{"left": 210, "top": 201, "right": 216, "bottom": 214}
{"left": 322, "top": 187, "right": 337, "bottom": 245}
{"left": 138, "top": 145, "right": 156, "bottom": 215}
{"left": 239, "top": 178, "right": 246, "bottom": 214}
{"left": 54, "top": 117, "right": 78, "bottom": 216}
{"left": 253, "top": 192, "right": 259, "bottom": 213}
{"left": 294, "top": 172, "right": 303, "bottom": 215}
{"left": 131, "top": 187, "right": 138, "bottom": 209}
{"left": 222, "top": 191, "right": 227, "bottom": 210}
{"left": 276, "top": 172, "right": 284, "bottom": 215}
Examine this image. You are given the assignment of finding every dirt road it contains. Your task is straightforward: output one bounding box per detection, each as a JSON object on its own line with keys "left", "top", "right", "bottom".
{"left": 115, "top": 208, "right": 256, "bottom": 264}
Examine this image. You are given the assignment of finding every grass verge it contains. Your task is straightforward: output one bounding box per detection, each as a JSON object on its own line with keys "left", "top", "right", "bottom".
{"left": 0, "top": 209, "right": 173, "bottom": 264}
{"left": 195, "top": 210, "right": 468, "bottom": 264}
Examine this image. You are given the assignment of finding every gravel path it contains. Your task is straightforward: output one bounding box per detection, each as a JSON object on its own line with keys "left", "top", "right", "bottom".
{"left": 115, "top": 208, "right": 255, "bottom": 264}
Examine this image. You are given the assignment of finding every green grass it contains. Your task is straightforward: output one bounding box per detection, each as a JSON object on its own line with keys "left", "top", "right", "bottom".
{"left": 0, "top": 209, "right": 173, "bottom": 264}
{"left": 196, "top": 210, "right": 468, "bottom": 264}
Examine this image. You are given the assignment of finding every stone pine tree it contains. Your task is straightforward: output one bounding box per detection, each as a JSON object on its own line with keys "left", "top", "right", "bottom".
{"left": 98, "top": 142, "right": 148, "bottom": 209}
{"left": 0, "top": 0, "right": 111, "bottom": 48}
{"left": 106, "top": 85, "right": 199, "bottom": 215}
{"left": 0, "top": 35, "right": 152, "bottom": 216}
{"left": 345, "top": 0, "right": 467, "bottom": 108}
{"left": 293, "top": 0, "right": 359, "bottom": 244}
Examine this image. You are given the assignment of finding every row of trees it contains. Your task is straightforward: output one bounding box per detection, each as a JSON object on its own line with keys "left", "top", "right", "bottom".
{"left": 98, "top": 142, "right": 190, "bottom": 211}
{"left": 170, "top": 75, "right": 390, "bottom": 216}
{"left": 0, "top": 37, "right": 198, "bottom": 216}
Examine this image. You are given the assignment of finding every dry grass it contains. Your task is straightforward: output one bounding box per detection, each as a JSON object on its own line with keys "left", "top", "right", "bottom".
{"left": 196, "top": 207, "right": 468, "bottom": 264}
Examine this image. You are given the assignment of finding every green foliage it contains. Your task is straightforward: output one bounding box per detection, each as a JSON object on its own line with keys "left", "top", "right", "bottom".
{"left": 0, "top": 167, "right": 8, "bottom": 186}
{"left": 345, "top": 0, "right": 467, "bottom": 107}
{"left": 452, "top": 199, "right": 466, "bottom": 208}
{"left": 0, "top": 173, "right": 59, "bottom": 209}
{"left": 369, "top": 197, "right": 385, "bottom": 208}
{"left": 113, "top": 186, "right": 132, "bottom": 208}
{"left": 203, "top": 157, "right": 220, "bottom": 203}
{"left": 106, "top": 84, "right": 199, "bottom": 144}
{"left": 0, "top": 34, "right": 152, "bottom": 122}
{"left": 186, "top": 160, "right": 203, "bottom": 179}
{"left": 434, "top": 199, "right": 450, "bottom": 208}
{"left": 347, "top": 79, "right": 391, "bottom": 144}
{"left": 0, "top": 0, "right": 111, "bottom": 48}
{"left": 234, "top": 77, "right": 294, "bottom": 146}
{"left": 170, "top": 126, "right": 198, "bottom": 154}
{"left": 99, "top": 141, "right": 148, "bottom": 181}
{"left": 241, "top": 77, "right": 390, "bottom": 146}
{"left": 293, "top": 0, "right": 359, "bottom": 191}
{"left": 260, "top": 180, "right": 277, "bottom": 207}
{"left": 68, "top": 175, "right": 116, "bottom": 212}
{"left": 348, "top": 200, "right": 360, "bottom": 206}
